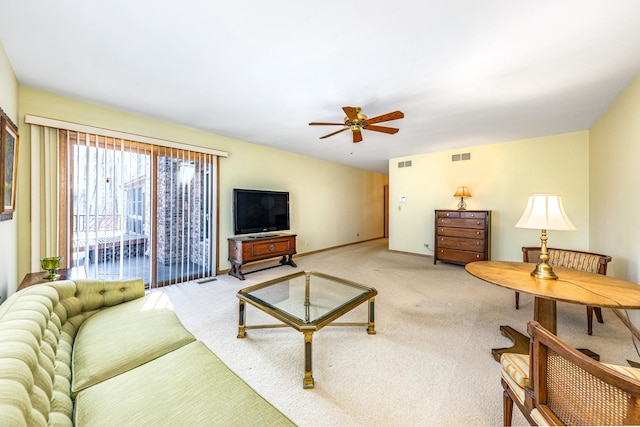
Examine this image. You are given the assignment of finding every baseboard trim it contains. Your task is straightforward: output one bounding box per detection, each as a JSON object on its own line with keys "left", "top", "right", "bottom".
{"left": 296, "top": 237, "right": 386, "bottom": 258}
{"left": 217, "top": 237, "right": 387, "bottom": 276}
{"left": 387, "top": 249, "right": 431, "bottom": 258}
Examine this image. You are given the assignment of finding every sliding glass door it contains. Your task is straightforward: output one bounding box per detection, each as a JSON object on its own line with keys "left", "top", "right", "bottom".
{"left": 63, "top": 130, "right": 215, "bottom": 288}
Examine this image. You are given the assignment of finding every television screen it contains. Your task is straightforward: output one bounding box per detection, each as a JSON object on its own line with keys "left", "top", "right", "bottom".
{"left": 233, "top": 189, "right": 290, "bottom": 235}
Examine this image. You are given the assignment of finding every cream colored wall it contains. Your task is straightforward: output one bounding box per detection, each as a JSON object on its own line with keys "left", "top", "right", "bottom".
{"left": 0, "top": 41, "right": 19, "bottom": 300}
{"left": 590, "top": 76, "right": 640, "bottom": 285}
{"left": 389, "top": 131, "right": 590, "bottom": 261}
{"left": 220, "top": 141, "right": 388, "bottom": 252}
{"left": 16, "top": 88, "right": 388, "bottom": 282}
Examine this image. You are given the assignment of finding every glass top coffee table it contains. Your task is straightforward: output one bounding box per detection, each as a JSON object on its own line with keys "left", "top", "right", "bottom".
{"left": 236, "top": 271, "right": 377, "bottom": 389}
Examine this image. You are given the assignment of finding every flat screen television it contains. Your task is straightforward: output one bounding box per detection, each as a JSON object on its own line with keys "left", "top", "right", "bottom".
{"left": 233, "top": 189, "right": 290, "bottom": 236}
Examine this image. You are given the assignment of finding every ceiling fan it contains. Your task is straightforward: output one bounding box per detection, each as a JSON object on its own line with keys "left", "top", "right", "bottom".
{"left": 309, "top": 106, "right": 404, "bottom": 143}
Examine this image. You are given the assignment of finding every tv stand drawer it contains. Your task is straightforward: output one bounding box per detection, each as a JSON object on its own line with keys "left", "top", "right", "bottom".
{"left": 228, "top": 234, "right": 297, "bottom": 280}
{"left": 248, "top": 239, "right": 293, "bottom": 258}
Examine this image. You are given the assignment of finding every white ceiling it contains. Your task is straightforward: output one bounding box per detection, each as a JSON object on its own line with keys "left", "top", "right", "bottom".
{"left": 1, "top": 1, "right": 640, "bottom": 174}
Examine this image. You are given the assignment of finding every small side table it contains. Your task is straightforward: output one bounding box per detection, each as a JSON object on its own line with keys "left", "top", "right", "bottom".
{"left": 19, "top": 267, "right": 86, "bottom": 291}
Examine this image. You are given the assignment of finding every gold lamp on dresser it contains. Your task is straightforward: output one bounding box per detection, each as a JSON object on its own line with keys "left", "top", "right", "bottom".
{"left": 453, "top": 186, "right": 471, "bottom": 210}
{"left": 515, "top": 194, "right": 576, "bottom": 280}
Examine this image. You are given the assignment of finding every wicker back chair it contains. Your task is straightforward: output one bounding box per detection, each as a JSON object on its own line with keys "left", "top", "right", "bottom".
{"left": 518, "top": 247, "right": 612, "bottom": 335}
{"left": 527, "top": 321, "right": 640, "bottom": 425}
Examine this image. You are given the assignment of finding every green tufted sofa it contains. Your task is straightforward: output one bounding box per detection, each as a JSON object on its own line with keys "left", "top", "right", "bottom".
{"left": 0, "top": 278, "right": 295, "bottom": 426}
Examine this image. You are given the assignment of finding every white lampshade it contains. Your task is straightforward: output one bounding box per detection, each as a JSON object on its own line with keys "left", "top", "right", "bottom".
{"left": 515, "top": 194, "right": 577, "bottom": 231}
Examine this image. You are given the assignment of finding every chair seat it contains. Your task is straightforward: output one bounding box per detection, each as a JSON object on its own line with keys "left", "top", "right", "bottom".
{"left": 501, "top": 367, "right": 526, "bottom": 406}
{"left": 501, "top": 352, "right": 532, "bottom": 424}
{"left": 604, "top": 363, "right": 640, "bottom": 381}
{"left": 530, "top": 408, "right": 553, "bottom": 426}
{"left": 501, "top": 353, "right": 530, "bottom": 388}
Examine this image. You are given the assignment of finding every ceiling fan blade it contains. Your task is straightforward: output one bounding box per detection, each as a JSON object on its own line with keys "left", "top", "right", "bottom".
{"left": 365, "top": 111, "right": 404, "bottom": 125}
{"left": 342, "top": 106, "right": 359, "bottom": 122}
{"left": 309, "top": 122, "right": 346, "bottom": 126}
{"left": 352, "top": 128, "right": 363, "bottom": 143}
{"left": 319, "top": 127, "right": 349, "bottom": 139}
{"left": 364, "top": 124, "right": 399, "bottom": 134}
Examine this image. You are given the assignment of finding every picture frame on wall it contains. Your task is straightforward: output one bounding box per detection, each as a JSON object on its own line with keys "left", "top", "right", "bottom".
{"left": 0, "top": 108, "right": 19, "bottom": 221}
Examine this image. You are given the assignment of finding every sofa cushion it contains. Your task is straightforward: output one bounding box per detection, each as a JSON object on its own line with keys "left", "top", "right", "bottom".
{"left": 0, "top": 284, "right": 66, "bottom": 426}
{"left": 74, "top": 278, "right": 145, "bottom": 312}
{"left": 71, "top": 290, "right": 196, "bottom": 394}
{"left": 74, "top": 341, "right": 295, "bottom": 426}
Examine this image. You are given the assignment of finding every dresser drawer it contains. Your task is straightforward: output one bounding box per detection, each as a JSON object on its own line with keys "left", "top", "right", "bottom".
{"left": 436, "top": 248, "right": 487, "bottom": 264}
{"left": 437, "top": 211, "right": 460, "bottom": 218}
{"left": 437, "top": 227, "right": 485, "bottom": 239}
{"left": 437, "top": 236, "right": 485, "bottom": 251}
{"left": 436, "top": 217, "right": 486, "bottom": 229}
{"left": 460, "top": 212, "right": 484, "bottom": 219}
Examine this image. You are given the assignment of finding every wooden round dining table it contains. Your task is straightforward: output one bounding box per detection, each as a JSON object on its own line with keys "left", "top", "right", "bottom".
{"left": 465, "top": 260, "right": 640, "bottom": 361}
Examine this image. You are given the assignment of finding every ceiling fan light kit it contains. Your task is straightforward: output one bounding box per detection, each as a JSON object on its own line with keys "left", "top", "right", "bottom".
{"left": 309, "top": 106, "right": 404, "bottom": 143}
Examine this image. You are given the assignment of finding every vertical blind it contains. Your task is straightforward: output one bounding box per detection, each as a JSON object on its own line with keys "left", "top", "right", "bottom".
{"left": 155, "top": 146, "right": 216, "bottom": 286}
{"left": 26, "top": 113, "right": 226, "bottom": 290}
{"left": 60, "top": 130, "right": 216, "bottom": 288}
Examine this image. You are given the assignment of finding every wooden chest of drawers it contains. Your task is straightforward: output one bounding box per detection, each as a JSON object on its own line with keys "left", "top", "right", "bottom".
{"left": 434, "top": 210, "right": 491, "bottom": 265}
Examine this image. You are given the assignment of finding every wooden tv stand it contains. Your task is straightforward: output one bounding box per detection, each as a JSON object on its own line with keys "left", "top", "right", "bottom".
{"left": 228, "top": 234, "right": 297, "bottom": 280}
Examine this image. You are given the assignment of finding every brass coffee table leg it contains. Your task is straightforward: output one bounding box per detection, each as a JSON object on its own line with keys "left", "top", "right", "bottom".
{"left": 367, "top": 297, "right": 376, "bottom": 335}
{"left": 303, "top": 331, "right": 314, "bottom": 389}
{"left": 237, "top": 300, "right": 246, "bottom": 338}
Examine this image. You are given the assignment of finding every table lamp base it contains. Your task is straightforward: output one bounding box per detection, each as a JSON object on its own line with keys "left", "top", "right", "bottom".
{"left": 531, "top": 262, "right": 558, "bottom": 280}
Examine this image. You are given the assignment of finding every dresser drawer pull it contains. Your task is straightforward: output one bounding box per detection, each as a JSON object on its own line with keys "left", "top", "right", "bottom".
{"left": 476, "top": 242, "right": 480, "bottom": 245}
{"left": 476, "top": 231, "right": 480, "bottom": 235}
{"left": 476, "top": 221, "right": 481, "bottom": 225}
{"left": 476, "top": 254, "right": 481, "bottom": 258}
{"left": 269, "top": 244, "right": 276, "bottom": 252}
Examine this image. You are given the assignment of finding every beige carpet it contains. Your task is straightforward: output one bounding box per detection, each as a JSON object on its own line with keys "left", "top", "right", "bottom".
{"left": 161, "top": 239, "right": 640, "bottom": 426}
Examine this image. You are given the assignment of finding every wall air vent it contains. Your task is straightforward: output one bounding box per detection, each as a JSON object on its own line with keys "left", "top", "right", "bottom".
{"left": 452, "top": 153, "right": 471, "bottom": 162}
{"left": 397, "top": 160, "right": 412, "bottom": 168}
